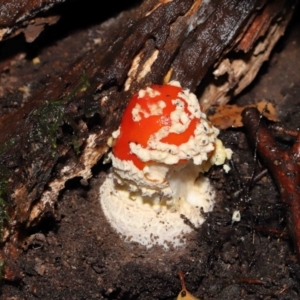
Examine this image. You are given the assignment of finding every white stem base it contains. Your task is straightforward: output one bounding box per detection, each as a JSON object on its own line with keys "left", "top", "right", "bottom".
{"left": 99, "top": 174, "right": 215, "bottom": 250}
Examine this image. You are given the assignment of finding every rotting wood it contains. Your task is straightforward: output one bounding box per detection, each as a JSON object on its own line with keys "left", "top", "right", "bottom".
{"left": 242, "top": 107, "right": 300, "bottom": 261}
{"left": 0, "top": 0, "right": 296, "bottom": 259}
{"left": 199, "top": 0, "right": 296, "bottom": 110}
{"left": 0, "top": 0, "right": 65, "bottom": 41}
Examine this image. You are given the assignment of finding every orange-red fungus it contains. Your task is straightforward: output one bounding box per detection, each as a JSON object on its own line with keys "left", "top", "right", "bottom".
{"left": 113, "top": 84, "right": 198, "bottom": 169}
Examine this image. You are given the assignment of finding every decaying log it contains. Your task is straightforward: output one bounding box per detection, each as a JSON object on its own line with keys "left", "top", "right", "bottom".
{"left": 0, "top": 0, "right": 296, "bottom": 254}
{"left": 242, "top": 107, "right": 300, "bottom": 260}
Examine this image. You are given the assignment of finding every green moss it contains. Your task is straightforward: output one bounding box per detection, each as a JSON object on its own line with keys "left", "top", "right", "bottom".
{"left": 72, "top": 135, "right": 81, "bottom": 155}
{"left": 29, "top": 99, "right": 65, "bottom": 151}
{"left": 0, "top": 137, "right": 17, "bottom": 158}
{"left": 28, "top": 73, "right": 92, "bottom": 154}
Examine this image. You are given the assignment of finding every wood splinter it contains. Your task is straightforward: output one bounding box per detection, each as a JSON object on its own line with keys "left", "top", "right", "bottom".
{"left": 242, "top": 107, "right": 300, "bottom": 260}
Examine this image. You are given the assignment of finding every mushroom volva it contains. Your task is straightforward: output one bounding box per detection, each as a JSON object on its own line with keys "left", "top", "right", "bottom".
{"left": 100, "top": 81, "right": 232, "bottom": 249}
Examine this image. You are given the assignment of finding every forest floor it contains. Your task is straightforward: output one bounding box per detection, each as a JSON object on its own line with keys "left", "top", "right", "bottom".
{"left": 1, "top": 2, "right": 300, "bottom": 299}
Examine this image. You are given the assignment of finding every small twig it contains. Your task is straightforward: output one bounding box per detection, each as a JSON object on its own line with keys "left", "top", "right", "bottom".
{"left": 178, "top": 270, "right": 187, "bottom": 291}
{"left": 231, "top": 168, "right": 268, "bottom": 199}
{"left": 252, "top": 168, "right": 268, "bottom": 183}
{"left": 254, "top": 225, "right": 288, "bottom": 238}
{"left": 248, "top": 107, "right": 264, "bottom": 191}
{"left": 242, "top": 107, "right": 300, "bottom": 260}
{"left": 235, "top": 277, "right": 265, "bottom": 285}
{"left": 269, "top": 123, "right": 299, "bottom": 139}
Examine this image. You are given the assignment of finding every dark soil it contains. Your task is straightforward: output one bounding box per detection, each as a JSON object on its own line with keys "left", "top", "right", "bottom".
{"left": 1, "top": 2, "right": 300, "bottom": 300}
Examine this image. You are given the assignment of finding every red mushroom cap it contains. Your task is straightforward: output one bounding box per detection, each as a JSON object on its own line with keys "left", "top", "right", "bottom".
{"left": 113, "top": 83, "right": 199, "bottom": 170}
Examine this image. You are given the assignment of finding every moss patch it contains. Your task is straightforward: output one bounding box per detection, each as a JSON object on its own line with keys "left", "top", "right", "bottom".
{"left": 27, "top": 73, "right": 91, "bottom": 154}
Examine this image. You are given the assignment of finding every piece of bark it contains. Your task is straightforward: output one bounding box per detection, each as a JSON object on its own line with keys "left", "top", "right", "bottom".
{"left": 0, "top": 0, "right": 296, "bottom": 254}
{"left": 0, "top": 0, "right": 65, "bottom": 41}
{"left": 198, "top": 0, "right": 296, "bottom": 109}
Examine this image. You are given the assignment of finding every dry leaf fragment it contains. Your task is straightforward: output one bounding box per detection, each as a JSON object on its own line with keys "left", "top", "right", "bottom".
{"left": 177, "top": 271, "right": 200, "bottom": 300}
{"left": 23, "top": 16, "right": 60, "bottom": 43}
{"left": 208, "top": 100, "right": 279, "bottom": 130}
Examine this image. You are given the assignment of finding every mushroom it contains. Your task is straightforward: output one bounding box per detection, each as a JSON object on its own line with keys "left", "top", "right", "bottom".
{"left": 100, "top": 81, "right": 232, "bottom": 249}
